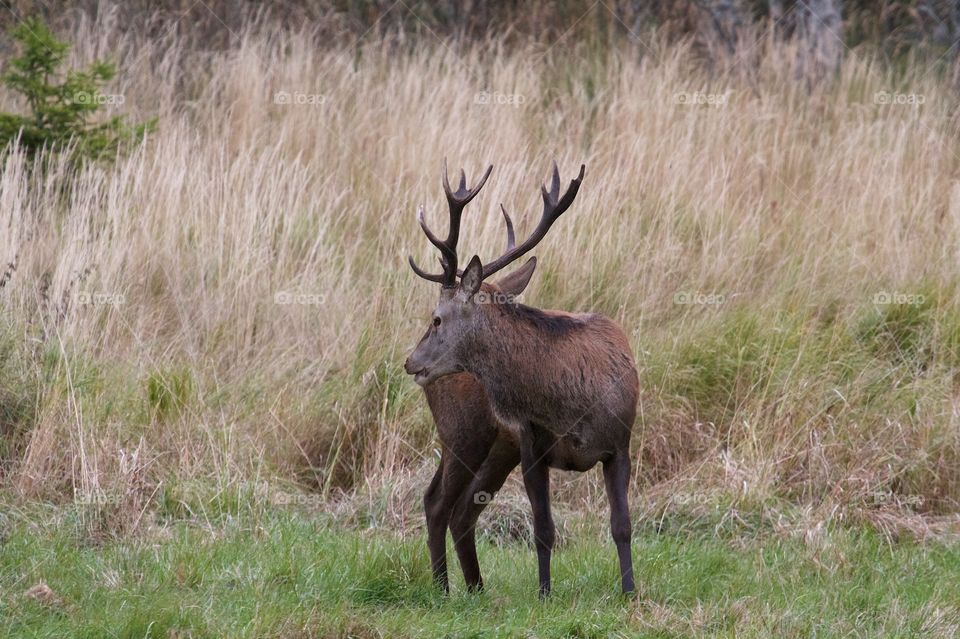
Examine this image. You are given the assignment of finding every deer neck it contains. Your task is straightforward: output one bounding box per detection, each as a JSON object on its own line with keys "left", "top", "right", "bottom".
{"left": 458, "top": 301, "right": 558, "bottom": 425}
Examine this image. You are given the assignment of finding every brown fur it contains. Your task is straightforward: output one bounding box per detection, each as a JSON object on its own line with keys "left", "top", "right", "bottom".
{"left": 466, "top": 285, "right": 639, "bottom": 471}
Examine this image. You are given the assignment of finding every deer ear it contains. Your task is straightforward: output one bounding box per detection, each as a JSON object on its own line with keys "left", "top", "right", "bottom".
{"left": 457, "top": 255, "right": 483, "bottom": 301}
{"left": 494, "top": 256, "right": 537, "bottom": 296}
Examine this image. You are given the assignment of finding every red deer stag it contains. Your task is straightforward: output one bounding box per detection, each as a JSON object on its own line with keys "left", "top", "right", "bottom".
{"left": 406, "top": 161, "right": 639, "bottom": 597}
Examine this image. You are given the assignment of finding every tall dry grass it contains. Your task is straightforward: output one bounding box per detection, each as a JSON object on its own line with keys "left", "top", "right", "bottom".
{"left": 1, "top": 8, "right": 960, "bottom": 537}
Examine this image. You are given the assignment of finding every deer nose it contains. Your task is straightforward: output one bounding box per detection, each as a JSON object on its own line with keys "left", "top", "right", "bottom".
{"left": 403, "top": 357, "right": 417, "bottom": 374}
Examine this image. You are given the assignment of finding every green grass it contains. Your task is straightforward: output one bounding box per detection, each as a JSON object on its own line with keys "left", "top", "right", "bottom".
{"left": 2, "top": 502, "right": 959, "bottom": 638}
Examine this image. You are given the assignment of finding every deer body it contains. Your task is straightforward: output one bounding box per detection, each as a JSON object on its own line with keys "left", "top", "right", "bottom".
{"left": 458, "top": 294, "right": 638, "bottom": 472}
{"left": 406, "top": 161, "right": 637, "bottom": 597}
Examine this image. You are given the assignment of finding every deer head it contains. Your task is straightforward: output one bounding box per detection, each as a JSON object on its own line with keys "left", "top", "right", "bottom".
{"left": 404, "top": 160, "right": 585, "bottom": 386}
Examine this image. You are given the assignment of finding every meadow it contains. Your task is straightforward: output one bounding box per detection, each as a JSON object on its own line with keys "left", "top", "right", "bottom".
{"left": 2, "top": 4, "right": 960, "bottom": 636}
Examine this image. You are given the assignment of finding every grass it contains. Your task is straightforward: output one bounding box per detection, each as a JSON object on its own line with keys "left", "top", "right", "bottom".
{"left": 2, "top": 500, "right": 959, "bottom": 638}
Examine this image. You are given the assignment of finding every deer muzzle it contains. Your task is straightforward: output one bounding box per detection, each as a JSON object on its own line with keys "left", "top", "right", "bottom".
{"left": 404, "top": 356, "right": 430, "bottom": 385}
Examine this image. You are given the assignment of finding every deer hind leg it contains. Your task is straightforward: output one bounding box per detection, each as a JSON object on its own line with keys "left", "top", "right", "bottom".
{"left": 602, "top": 450, "right": 635, "bottom": 595}
{"left": 448, "top": 436, "right": 519, "bottom": 592}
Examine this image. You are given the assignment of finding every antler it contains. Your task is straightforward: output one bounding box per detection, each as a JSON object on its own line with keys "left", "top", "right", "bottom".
{"left": 408, "top": 160, "right": 493, "bottom": 286}
{"left": 501, "top": 204, "right": 515, "bottom": 251}
{"left": 479, "top": 162, "right": 585, "bottom": 279}
{"left": 409, "top": 161, "right": 584, "bottom": 285}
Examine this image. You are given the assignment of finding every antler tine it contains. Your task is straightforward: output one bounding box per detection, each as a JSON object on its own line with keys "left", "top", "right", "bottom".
{"left": 479, "top": 162, "right": 586, "bottom": 280}
{"left": 441, "top": 159, "right": 452, "bottom": 197}
{"left": 500, "top": 204, "right": 516, "bottom": 251}
{"left": 409, "top": 161, "right": 494, "bottom": 286}
{"left": 407, "top": 255, "right": 446, "bottom": 283}
{"left": 546, "top": 160, "right": 561, "bottom": 202}
{"left": 541, "top": 163, "right": 584, "bottom": 218}
{"left": 548, "top": 163, "right": 584, "bottom": 214}
{"left": 408, "top": 204, "right": 455, "bottom": 283}
{"left": 443, "top": 162, "right": 493, "bottom": 204}
{"left": 416, "top": 205, "right": 457, "bottom": 266}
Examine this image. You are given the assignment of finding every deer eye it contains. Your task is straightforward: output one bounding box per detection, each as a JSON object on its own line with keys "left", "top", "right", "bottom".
{"left": 433, "top": 316, "right": 441, "bottom": 328}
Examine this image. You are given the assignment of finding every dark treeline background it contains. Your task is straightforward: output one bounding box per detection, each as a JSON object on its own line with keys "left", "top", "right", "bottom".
{"left": 2, "top": 1, "right": 959, "bottom": 62}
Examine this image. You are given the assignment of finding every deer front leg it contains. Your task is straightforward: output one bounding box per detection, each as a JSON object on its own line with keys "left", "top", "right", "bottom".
{"left": 448, "top": 436, "right": 520, "bottom": 592}
{"left": 423, "top": 459, "right": 449, "bottom": 592}
{"left": 519, "top": 437, "right": 554, "bottom": 598}
{"left": 425, "top": 452, "right": 474, "bottom": 593}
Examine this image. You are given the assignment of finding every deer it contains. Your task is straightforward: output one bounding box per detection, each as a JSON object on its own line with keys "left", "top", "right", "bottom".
{"left": 405, "top": 161, "right": 639, "bottom": 597}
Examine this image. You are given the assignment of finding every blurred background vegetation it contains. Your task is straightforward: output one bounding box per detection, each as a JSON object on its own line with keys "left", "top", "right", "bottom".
{"left": 4, "top": 1, "right": 960, "bottom": 62}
